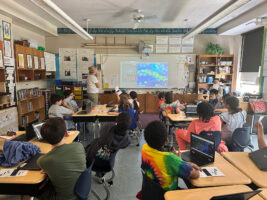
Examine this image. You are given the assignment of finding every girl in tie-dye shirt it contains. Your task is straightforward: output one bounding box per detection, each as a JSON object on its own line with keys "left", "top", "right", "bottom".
{"left": 141, "top": 121, "right": 200, "bottom": 191}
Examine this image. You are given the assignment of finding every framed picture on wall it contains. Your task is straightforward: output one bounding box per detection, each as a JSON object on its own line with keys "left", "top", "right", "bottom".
{"left": 2, "top": 21, "right": 11, "bottom": 40}
{"left": 34, "top": 56, "right": 39, "bottom": 69}
{"left": 18, "top": 53, "right": 24, "bottom": 68}
{"left": 27, "top": 55, "right": 32, "bottom": 68}
{"left": 3, "top": 40, "right": 12, "bottom": 58}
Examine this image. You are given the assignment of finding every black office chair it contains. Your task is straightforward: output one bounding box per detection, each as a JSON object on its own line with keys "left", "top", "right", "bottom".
{"left": 74, "top": 161, "right": 102, "bottom": 200}
{"left": 228, "top": 127, "right": 254, "bottom": 152}
{"left": 91, "top": 151, "right": 119, "bottom": 200}
{"left": 141, "top": 171, "right": 166, "bottom": 200}
{"left": 130, "top": 110, "right": 143, "bottom": 146}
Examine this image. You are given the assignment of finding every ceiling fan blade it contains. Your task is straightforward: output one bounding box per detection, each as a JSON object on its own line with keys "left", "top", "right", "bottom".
{"left": 144, "top": 15, "right": 157, "bottom": 20}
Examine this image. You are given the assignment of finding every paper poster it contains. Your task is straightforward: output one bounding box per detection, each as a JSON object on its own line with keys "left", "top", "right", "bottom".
{"left": 169, "top": 45, "right": 181, "bottom": 53}
{"left": 182, "top": 37, "right": 194, "bottom": 53}
{"left": 0, "top": 169, "right": 27, "bottom": 177}
{"left": 2, "top": 21, "right": 11, "bottom": 40}
{"left": 156, "top": 45, "right": 168, "bottom": 53}
{"left": 156, "top": 36, "right": 168, "bottom": 45}
{"left": 44, "top": 52, "right": 56, "bottom": 71}
{"left": 59, "top": 48, "right": 77, "bottom": 79}
{"left": 4, "top": 40, "right": 11, "bottom": 58}
{"left": 40, "top": 57, "right": 45, "bottom": 69}
{"left": 27, "top": 55, "right": 32, "bottom": 68}
{"left": 0, "top": 50, "right": 3, "bottom": 68}
{"left": 77, "top": 48, "right": 94, "bottom": 82}
{"left": 5, "top": 66, "right": 16, "bottom": 105}
{"left": 4, "top": 57, "right": 14, "bottom": 66}
{"left": 169, "top": 36, "right": 182, "bottom": 45}
{"left": 18, "top": 53, "right": 24, "bottom": 68}
{"left": 34, "top": 56, "right": 39, "bottom": 69}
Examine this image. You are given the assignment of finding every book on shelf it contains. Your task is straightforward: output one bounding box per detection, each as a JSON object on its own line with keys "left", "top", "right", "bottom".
{"left": 21, "top": 116, "right": 28, "bottom": 127}
{"left": 17, "top": 89, "right": 28, "bottom": 100}
{"left": 28, "top": 102, "right": 33, "bottom": 111}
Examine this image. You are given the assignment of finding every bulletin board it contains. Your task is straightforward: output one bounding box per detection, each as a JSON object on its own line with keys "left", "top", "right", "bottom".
{"left": 0, "top": 107, "right": 18, "bottom": 136}
{"left": 100, "top": 54, "right": 196, "bottom": 89}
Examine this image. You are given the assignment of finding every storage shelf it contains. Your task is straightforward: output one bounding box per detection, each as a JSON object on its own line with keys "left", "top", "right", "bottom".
{"left": 18, "top": 68, "right": 33, "bottom": 71}
{"left": 198, "top": 83, "right": 213, "bottom": 85}
{"left": 199, "top": 65, "right": 216, "bottom": 67}
{"left": 19, "top": 96, "right": 42, "bottom": 101}
{"left": 199, "top": 74, "right": 215, "bottom": 76}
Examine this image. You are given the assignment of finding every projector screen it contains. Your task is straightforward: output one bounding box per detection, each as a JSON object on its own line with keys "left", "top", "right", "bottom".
{"left": 120, "top": 61, "right": 168, "bottom": 88}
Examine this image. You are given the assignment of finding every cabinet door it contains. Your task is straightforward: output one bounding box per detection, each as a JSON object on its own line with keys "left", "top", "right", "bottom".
{"left": 145, "top": 94, "right": 158, "bottom": 113}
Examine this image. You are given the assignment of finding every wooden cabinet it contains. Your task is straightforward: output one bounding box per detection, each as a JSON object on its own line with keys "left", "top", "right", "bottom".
{"left": 14, "top": 44, "right": 46, "bottom": 82}
{"left": 98, "top": 93, "right": 197, "bottom": 113}
{"left": 197, "top": 54, "right": 234, "bottom": 94}
{"left": 17, "top": 88, "right": 46, "bottom": 128}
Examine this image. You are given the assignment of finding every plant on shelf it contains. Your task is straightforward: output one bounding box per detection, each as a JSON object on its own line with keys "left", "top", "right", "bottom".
{"left": 206, "top": 42, "right": 224, "bottom": 55}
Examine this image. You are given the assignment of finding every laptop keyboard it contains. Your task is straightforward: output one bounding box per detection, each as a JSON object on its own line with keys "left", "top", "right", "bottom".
{"left": 77, "top": 110, "right": 87, "bottom": 115}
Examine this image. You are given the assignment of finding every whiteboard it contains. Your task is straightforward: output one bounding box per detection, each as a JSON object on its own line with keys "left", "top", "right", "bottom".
{"left": 100, "top": 54, "right": 196, "bottom": 89}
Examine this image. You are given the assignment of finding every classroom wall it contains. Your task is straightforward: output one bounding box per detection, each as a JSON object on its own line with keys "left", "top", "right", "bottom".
{"left": 46, "top": 33, "right": 242, "bottom": 90}
{"left": 263, "top": 79, "right": 267, "bottom": 100}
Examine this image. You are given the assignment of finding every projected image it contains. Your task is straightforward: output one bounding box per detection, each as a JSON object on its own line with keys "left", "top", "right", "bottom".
{"left": 137, "top": 63, "right": 168, "bottom": 88}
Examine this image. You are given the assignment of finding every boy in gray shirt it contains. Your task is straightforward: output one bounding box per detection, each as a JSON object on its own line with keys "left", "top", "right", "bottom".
{"left": 48, "top": 94, "right": 74, "bottom": 119}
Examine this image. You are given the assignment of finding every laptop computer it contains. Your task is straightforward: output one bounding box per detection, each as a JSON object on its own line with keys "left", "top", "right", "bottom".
{"left": 77, "top": 101, "right": 93, "bottom": 115}
{"left": 18, "top": 153, "right": 44, "bottom": 170}
{"left": 181, "top": 133, "right": 215, "bottom": 166}
{"left": 185, "top": 105, "right": 198, "bottom": 118}
{"left": 210, "top": 190, "right": 261, "bottom": 200}
{"left": 249, "top": 147, "right": 267, "bottom": 171}
{"left": 12, "top": 119, "right": 39, "bottom": 142}
{"left": 32, "top": 121, "right": 46, "bottom": 141}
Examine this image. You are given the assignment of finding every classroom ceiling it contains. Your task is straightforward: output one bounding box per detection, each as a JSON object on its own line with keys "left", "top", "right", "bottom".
{"left": 12, "top": 0, "right": 267, "bottom": 35}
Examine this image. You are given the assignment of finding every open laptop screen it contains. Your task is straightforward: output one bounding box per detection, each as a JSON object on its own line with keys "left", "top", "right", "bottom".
{"left": 33, "top": 122, "right": 45, "bottom": 140}
{"left": 185, "top": 105, "right": 197, "bottom": 114}
{"left": 191, "top": 133, "right": 215, "bottom": 158}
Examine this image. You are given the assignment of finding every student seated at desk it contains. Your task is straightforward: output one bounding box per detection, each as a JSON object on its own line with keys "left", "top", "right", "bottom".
{"left": 85, "top": 112, "right": 131, "bottom": 181}
{"left": 215, "top": 93, "right": 231, "bottom": 113}
{"left": 209, "top": 89, "right": 219, "bottom": 109}
{"left": 160, "top": 92, "right": 184, "bottom": 119}
{"left": 37, "top": 118, "right": 86, "bottom": 200}
{"left": 158, "top": 92, "right": 166, "bottom": 109}
{"left": 220, "top": 96, "right": 247, "bottom": 144}
{"left": 48, "top": 94, "right": 74, "bottom": 118}
{"left": 141, "top": 121, "right": 200, "bottom": 191}
{"left": 118, "top": 95, "right": 136, "bottom": 130}
{"left": 63, "top": 90, "right": 79, "bottom": 130}
{"left": 254, "top": 121, "right": 267, "bottom": 149}
{"left": 128, "top": 91, "right": 140, "bottom": 111}
{"left": 175, "top": 102, "right": 227, "bottom": 152}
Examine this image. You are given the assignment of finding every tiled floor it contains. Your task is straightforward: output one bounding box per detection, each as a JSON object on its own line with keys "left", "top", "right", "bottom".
{"left": 0, "top": 115, "right": 266, "bottom": 200}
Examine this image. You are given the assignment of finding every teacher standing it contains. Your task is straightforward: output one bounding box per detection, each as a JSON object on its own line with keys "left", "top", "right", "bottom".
{"left": 87, "top": 66, "right": 100, "bottom": 105}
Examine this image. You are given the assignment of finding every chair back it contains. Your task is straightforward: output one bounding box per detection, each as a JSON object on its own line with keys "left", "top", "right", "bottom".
{"left": 74, "top": 161, "right": 94, "bottom": 200}
{"left": 230, "top": 127, "right": 251, "bottom": 152}
{"left": 141, "top": 171, "right": 165, "bottom": 200}
{"left": 92, "top": 150, "right": 118, "bottom": 173}
{"left": 199, "top": 131, "right": 221, "bottom": 150}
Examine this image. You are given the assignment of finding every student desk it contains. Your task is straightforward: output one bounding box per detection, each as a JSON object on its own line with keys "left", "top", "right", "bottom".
{"left": 167, "top": 113, "right": 198, "bottom": 145}
{"left": 189, "top": 152, "right": 251, "bottom": 187}
{"left": 164, "top": 185, "right": 263, "bottom": 200}
{"left": 259, "top": 188, "right": 267, "bottom": 200}
{"left": 72, "top": 104, "right": 117, "bottom": 123}
{"left": 222, "top": 152, "right": 267, "bottom": 188}
{"left": 0, "top": 131, "right": 79, "bottom": 196}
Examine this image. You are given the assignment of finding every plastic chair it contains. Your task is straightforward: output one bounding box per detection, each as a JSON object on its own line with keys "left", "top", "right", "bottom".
{"left": 141, "top": 171, "right": 166, "bottom": 200}
{"left": 199, "top": 131, "right": 221, "bottom": 150}
{"left": 228, "top": 127, "right": 254, "bottom": 152}
{"left": 92, "top": 151, "right": 119, "bottom": 200}
{"left": 74, "top": 161, "right": 101, "bottom": 200}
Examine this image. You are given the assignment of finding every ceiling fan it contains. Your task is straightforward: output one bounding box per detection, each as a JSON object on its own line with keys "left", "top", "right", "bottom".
{"left": 131, "top": 9, "right": 157, "bottom": 29}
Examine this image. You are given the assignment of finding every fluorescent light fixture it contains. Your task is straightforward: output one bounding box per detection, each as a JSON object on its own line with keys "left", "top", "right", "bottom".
{"left": 31, "top": 0, "right": 93, "bottom": 40}
{"left": 183, "top": 0, "right": 251, "bottom": 40}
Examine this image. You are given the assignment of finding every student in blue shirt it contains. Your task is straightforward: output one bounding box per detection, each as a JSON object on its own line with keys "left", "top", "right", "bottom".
{"left": 118, "top": 95, "right": 136, "bottom": 130}
{"left": 209, "top": 89, "right": 219, "bottom": 109}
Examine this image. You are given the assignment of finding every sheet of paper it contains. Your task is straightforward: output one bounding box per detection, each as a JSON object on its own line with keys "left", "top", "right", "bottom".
{"left": 169, "top": 45, "right": 181, "bottom": 53}
{"left": 156, "top": 45, "right": 168, "bottom": 53}
{"left": 200, "top": 167, "right": 225, "bottom": 178}
{"left": 169, "top": 36, "right": 182, "bottom": 45}
{"left": 0, "top": 169, "right": 28, "bottom": 177}
{"left": 59, "top": 48, "right": 77, "bottom": 79}
{"left": 44, "top": 52, "right": 56, "bottom": 71}
{"left": 77, "top": 48, "right": 94, "bottom": 82}
{"left": 156, "top": 36, "right": 168, "bottom": 45}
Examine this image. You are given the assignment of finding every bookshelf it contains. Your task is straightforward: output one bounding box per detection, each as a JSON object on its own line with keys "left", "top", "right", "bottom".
{"left": 17, "top": 88, "right": 46, "bottom": 128}
{"left": 196, "top": 54, "right": 234, "bottom": 95}
{"left": 14, "top": 44, "right": 46, "bottom": 82}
